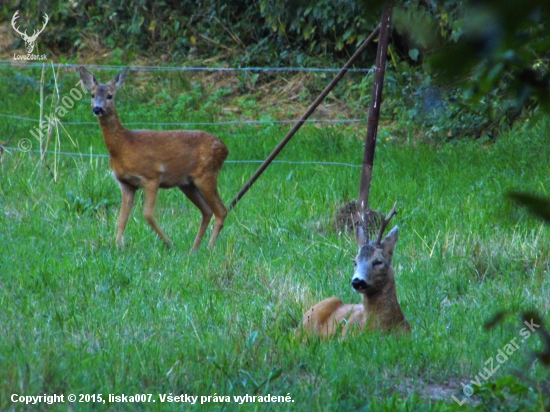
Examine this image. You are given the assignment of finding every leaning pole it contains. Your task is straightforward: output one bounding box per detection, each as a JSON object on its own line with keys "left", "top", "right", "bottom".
{"left": 228, "top": 25, "right": 382, "bottom": 211}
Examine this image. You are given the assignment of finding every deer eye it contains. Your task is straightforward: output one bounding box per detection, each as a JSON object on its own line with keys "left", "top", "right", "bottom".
{"left": 373, "top": 260, "right": 384, "bottom": 268}
{"left": 91, "top": 93, "right": 95, "bottom": 98}
{"left": 107, "top": 94, "right": 113, "bottom": 100}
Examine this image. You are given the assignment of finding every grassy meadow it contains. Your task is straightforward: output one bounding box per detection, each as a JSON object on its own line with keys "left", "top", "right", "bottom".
{"left": 0, "top": 65, "right": 549, "bottom": 411}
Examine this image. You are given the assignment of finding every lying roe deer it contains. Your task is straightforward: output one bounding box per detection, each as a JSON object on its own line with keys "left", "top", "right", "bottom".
{"left": 302, "top": 203, "right": 410, "bottom": 337}
{"left": 78, "top": 67, "right": 228, "bottom": 252}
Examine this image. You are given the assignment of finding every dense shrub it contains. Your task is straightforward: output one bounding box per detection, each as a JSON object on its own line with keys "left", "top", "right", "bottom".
{"left": 1, "top": 0, "right": 380, "bottom": 66}
{"left": 2, "top": 0, "right": 549, "bottom": 139}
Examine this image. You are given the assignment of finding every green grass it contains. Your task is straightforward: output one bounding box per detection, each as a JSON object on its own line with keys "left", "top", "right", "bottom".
{"left": 1, "top": 66, "right": 549, "bottom": 411}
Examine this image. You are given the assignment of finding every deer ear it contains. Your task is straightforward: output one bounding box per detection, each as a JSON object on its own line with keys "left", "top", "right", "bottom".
{"left": 78, "top": 67, "right": 98, "bottom": 91}
{"left": 381, "top": 226, "right": 398, "bottom": 257}
{"left": 111, "top": 68, "right": 129, "bottom": 90}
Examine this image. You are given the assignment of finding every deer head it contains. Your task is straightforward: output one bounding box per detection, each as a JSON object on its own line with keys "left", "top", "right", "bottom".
{"left": 11, "top": 11, "right": 49, "bottom": 54}
{"left": 352, "top": 202, "right": 398, "bottom": 296}
{"left": 78, "top": 67, "right": 129, "bottom": 117}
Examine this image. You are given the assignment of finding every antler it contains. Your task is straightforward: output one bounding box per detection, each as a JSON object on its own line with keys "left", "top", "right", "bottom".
{"left": 11, "top": 12, "right": 48, "bottom": 41}
{"left": 374, "top": 201, "right": 397, "bottom": 246}
{"left": 360, "top": 200, "right": 369, "bottom": 239}
{"left": 28, "top": 13, "right": 49, "bottom": 41}
{"left": 11, "top": 11, "right": 26, "bottom": 38}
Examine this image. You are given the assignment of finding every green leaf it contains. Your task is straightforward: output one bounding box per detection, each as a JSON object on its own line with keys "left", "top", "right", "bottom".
{"left": 343, "top": 28, "right": 354, "bottom": 41}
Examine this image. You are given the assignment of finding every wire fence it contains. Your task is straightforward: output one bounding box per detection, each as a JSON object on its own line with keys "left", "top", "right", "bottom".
{"left": 0, "top": 60, "right": 375, "bottom": 73}
{"left": 0, "top": 113, "right": 367, "bottom": 126}
{"left": 0, "top": 61, "right": 372, "bottom": 127}
{"left": 1, "top": 61, "right": 369, "bottom": 170}
{"left": 0, "top": 146, "right": 362, "bottom": 169}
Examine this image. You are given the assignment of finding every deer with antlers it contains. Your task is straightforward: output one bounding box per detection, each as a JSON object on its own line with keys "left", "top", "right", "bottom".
{"left": 302, "top": 202, "right": 410, "bottom": 338}
{"left": 11, "top": 11, "right": 49, "bottom": 54}
{"left": 78, "top": 67, "right": 229, "bottom": 252}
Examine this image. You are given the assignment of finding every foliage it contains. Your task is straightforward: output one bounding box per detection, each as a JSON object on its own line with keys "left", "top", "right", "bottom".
{"left": 1, "top": 0, "right": 380, "bottom": 66}
{"left": 259, "top": 0, "right": 379, "bottom": 54}
{"left": 385, "top": 64, "right": 522, "bottom": 140}
{"left": 428, "top": 0, "right": 550, "bottom": 114}
{"left": 2, "top": 0, "right": 266, "bottom": 61}
{"left": 475, "top": 376, "right": 544, "bottom": 410}
{"left": 381, "top": 0, "right": 545, "bottom": 139}
{"left": 3, "top": 0, "right": 549, "bottom": 139}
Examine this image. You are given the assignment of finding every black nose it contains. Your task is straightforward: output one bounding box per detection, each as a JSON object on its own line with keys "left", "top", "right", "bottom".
{"left": 93, "top": 106, "right": 104, "bottom": 116}
{"left": 351, "top": 278, "right": 368, "bottom": 290}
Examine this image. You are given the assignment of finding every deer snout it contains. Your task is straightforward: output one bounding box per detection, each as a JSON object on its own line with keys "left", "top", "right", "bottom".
{"left": 351, "top": 277, "right": 369, "bottom": 291}
{"left": 93, "top": 106, "right": 104, "bottom": 116}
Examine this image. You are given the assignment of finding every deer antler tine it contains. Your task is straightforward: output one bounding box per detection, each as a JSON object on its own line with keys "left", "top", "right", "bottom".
{"left": 362, "top": 211, "right": 369, "bottom": 241}
{"left": 11, "top": 11, "right": 24, "bottom": 36}
{"left": 359, "top": 200, "right": 369, "bottom": 241}
{"left": 29, "top": 13, "right": 49, "bottom": 40}
{"left": 40, "top": 13, "right": 49, "bottom": 31}
{"left": 375, "top": 201, "right": 397, "bottom": 245}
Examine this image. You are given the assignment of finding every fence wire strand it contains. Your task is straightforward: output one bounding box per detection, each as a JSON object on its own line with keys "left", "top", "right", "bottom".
{"left": 0, "top": 60, "right": 375, "bottom": 73}
{"left": 1, "top": 62, "right": 368, "bottom": 170}
{"left": 0, "top": 146, "right": 361, "bottom": 168}
{"left": 1, "top": 62, "right": 371, "bottom": 126}
{"left": 0, "top": 113, "right": 367, "bottom": 126}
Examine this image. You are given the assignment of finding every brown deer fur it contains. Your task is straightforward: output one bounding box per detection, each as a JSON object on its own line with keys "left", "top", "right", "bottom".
{"left": 302, "top": 225, "right": 410, "bottom": 338}
{"left": 78, "top": 67, "right": 228, "bottom": 252}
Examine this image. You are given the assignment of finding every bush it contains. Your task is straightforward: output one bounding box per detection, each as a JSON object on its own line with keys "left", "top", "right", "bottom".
{"left": 2, "top": 0, "right": 380, "bottom": 66}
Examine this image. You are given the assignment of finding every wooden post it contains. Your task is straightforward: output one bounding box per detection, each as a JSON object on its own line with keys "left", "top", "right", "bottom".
{"left": 357, "top": 3, "right": 393, "bottom": 216}
{"left": 228, "top": 25, "right": 381, "bottom": 211}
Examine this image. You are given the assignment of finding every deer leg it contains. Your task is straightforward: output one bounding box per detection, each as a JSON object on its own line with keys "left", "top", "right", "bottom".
{"left": 116, "top": 182, "right": 136, "bottom": 246}
{"left": 194, "top": 176, "right": 227, "bottom": 249}
{"left": 179, "top": 184, "right": 213, "bottom": 252}
{"left": 143, "top": 180, "right": 171, "bottom": 248}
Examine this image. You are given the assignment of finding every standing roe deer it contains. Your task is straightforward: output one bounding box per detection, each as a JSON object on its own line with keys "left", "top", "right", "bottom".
{"left": 302, "top": 203, "right": 410, "bottom": 337}
{"left": 78, "top": 67, "right": 228, "bottom": 252}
